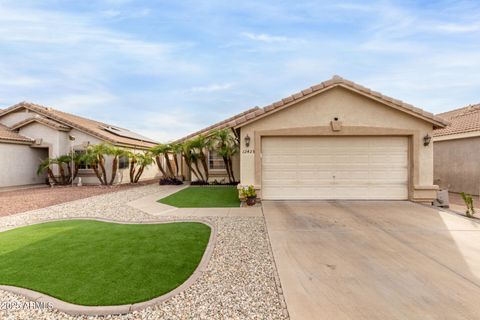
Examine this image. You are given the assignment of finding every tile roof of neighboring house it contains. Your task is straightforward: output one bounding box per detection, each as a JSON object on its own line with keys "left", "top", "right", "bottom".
{"left": 0, "top": 102, "right": 158, "bottom": 148}
{"left": 10, "top": 115, "right": 71, "bottom": 131}
{"left": 173, "top": 106, "right": 261, "bottom": 143}
{"left": 175, "top": 75, "right": 448, "bottom": 141}
{"left": 0, "top": 123, "right": 33, "bottom": 144}
{"left": 433, "top": 103, "right": 480, "bottom": 137}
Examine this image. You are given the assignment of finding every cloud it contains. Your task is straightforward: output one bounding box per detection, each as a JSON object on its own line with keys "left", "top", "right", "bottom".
{"left": 435, "top": 23, "right": 480, "bottom": 33}
{"left": 46, "top": 92, "right": 119, "bottom": 113}
{"left": 241, "top": 32, "right": 290, "bottom": 43}
{"left": 190, "top": 83, "right": 233, "bottom": 93}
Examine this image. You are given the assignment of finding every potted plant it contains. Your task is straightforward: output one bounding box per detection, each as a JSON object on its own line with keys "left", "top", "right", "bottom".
{"left": 241, "top": 185, "right": 257, "bottom": 206}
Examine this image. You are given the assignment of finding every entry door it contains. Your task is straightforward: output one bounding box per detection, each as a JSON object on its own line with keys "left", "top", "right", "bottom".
{"left": 261, "top": 136, "right": 408, "bottom": 200}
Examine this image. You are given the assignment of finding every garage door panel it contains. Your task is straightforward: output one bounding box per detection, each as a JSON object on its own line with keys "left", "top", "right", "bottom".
{"left": 262, "top": 136, "right": 409, "bottom": 200}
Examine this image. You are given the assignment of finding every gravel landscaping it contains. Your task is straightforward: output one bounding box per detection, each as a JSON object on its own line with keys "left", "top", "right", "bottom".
{"left": 0, "top": 184, "right": 288, "bottom": 320}
{"left": 0, "top": 181, "right": 156, "bottom": 217}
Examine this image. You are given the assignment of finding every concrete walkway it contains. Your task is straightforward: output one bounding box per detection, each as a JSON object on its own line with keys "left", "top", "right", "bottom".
{"left": 127, "top": 185, "right": 262, "bottom": 217}
{"left": 263, "top": 200, "right": 480, "bottom": 320}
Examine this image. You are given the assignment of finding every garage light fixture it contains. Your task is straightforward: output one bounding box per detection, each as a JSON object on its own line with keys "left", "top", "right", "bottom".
{"left": 244, "top": 134, "right": 251, "bottom": 147}
{"left": 423, "top": 134, "right": 431, "bottom": 146}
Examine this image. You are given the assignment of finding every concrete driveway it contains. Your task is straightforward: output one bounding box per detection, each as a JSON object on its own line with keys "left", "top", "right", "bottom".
{"left": 263, "top": 201, "right": 480, "bottom": 320}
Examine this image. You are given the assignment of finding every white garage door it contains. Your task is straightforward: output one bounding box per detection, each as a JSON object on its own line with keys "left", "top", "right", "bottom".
{"left": 262, "top": 136, "right": 408, "bottom": 200}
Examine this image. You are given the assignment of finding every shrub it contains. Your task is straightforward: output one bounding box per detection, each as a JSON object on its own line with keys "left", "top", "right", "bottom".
{"left": 159, "top": 177, "right": 183, "bottom": 185}
{"left": 190, "top": 180, "right": 209, "bottom": 186}
{"left": 461, "top": 192, "right": 475, "bottom": 218}
{"left": 241, "top": 185, "right": 257, "bottom": 198}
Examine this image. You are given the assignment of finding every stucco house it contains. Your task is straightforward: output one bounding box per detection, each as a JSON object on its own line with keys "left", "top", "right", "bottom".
{"left": 0, "top": 102, "right": 159, "bottom": 188}
{"left": 177, "top": 75, "right": 448, "bottom": 202}
{"left": 433, "top": 104, "right": 480, "bottom": 195}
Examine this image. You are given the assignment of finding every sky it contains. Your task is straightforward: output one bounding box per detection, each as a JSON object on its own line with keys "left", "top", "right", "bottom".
{"left": 0, "top": 0, "right": 479, "bottom": 142}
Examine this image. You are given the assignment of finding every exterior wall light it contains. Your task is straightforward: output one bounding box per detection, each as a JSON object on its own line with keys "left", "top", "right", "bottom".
{"left": 423, "top": 134, "right": 432, "bottom": 146}
{"left": 244, "top": 134, "right": 251, "bottom": 147}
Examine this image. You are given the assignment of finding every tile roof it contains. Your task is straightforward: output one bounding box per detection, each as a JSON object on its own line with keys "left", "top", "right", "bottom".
{"left": 10, "top": 115, "right": 71, "bottom": 131}
{"left": 176, "top": 75, "right": 448, "bottom": 141}
{"left": 433, "top": 103, "right": 480, "bottom": 137}
{"left": 0, "top": 123, "right": 33, "bottom": 144}
{"left": 0, "top": 102, "right": 158, "bottom": 148}
{"left": 173, "top": 107, "right": 261, "bottom": 143}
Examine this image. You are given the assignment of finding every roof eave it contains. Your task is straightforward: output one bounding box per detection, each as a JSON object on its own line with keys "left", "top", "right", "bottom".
{"left": 0, "top": 138, "right": 33, "bottom": 145}
{"left": 1, "top": 102, "right": 155, "bottom": 146}
{"left": 233, "top": 83, "right": 448, "bottom": 130}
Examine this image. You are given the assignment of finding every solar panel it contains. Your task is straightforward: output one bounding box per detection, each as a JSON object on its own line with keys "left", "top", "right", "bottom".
{"left": 102, "top": 126, "right": 157, "bottom": 144}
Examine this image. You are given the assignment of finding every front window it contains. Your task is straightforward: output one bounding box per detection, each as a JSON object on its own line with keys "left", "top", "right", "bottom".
{"left": 208, "top": 150, "right": 226, "bottom": 170}
{"left": 119, "top": 155, "right": 129, "bottom": 169}
{"left": 75, "top": 150, "right": 91, "bottom": 169}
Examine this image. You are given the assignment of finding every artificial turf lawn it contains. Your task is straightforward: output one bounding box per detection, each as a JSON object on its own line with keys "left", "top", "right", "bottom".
{"left": 0, "top": 220, "right": 211, "bottom": 306}
{"left": 158, "top": 186, "right": 240, "bottom": 208}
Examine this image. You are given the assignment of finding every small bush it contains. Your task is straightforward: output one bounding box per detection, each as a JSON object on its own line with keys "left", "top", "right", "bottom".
{"left": 159, "top": 177, "right": 183, "bottom": 185}
{"left": 190, "top": 180, "right": 209, "bottom": 185}
{"left": 190, "top": 180, "right": 239, "bottom": 186}
{"left": 210, "top": 179, "right": 239, "bottom": 186}
{"left": 461, "top": 192, "right": 475, "bottom": 218}
{"left": 241, "top": 185, "right": 257, "bottom": 198}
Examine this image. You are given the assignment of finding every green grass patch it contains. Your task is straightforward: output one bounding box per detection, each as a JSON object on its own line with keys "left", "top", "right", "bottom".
{"left": 158, "top": 186, "right": 240, "bottom": 208}
{"left": 0, "top": 220, "right": 211, "bottom": 306}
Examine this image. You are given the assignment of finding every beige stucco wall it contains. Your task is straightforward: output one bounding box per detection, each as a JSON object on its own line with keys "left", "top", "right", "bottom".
{"left": 239, "top": 86, "right": 436, "bottom": 201}
{"left": 434, "top": 137, "right": 480, "bottom": 195}
{"left": 0, "top": 143, "right": 48, "bottom": 187}
{"left": 0, "top": 110, "right": 35, "bottom": 127}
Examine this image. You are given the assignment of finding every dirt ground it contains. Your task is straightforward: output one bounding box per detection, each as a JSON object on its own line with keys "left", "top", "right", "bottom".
{"left": 0, "top": 181, "right": 156, "bottom": 217}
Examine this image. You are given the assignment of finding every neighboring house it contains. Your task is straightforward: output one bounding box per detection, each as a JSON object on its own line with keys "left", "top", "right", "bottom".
{"left": 176, "top": 75, "right": 448, "bottom": 202}
{"left": 433, "top": 104, "right": 480, "bottom": 195}
{"left": 0, "top": 102, "right": 159, "bottom": 188}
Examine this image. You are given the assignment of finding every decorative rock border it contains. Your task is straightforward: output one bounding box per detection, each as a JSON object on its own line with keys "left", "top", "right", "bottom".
{"left": 0, "top": 217, "right": 217, "bottom": 316}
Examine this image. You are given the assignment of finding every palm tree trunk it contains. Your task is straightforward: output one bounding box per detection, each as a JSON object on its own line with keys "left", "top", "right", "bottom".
{"left": 98, "top": 157, "right": 108, "bottom": 185}
{"left": 134, "top": 166, "right": 145, "bottom": 183}
{"left": 183, "top": 155, "right": 199, "bottom": 181}
{"left": 222, "top": 156, "right": 232, "bottom": 182}
{"left": 92, "top": 164, "right": 105, "bottom": 185}
{"left": 173, "top": 154, "right": 180, "bottom": 177}
{"left": 199, "top": 151, "right": 209, "bottom": 181}
{"left": 164, "top": 153, "right": 175, "bottom": 178}
{"left": 155, "top": 156, "right": 167, "bottom": 176}
{"left": 47, "top": 168, "right": 58, "bottom": 184}
{"left": 228, "top": 157, "right": 235, "bottom": 182}
{"left": 66, "top": 163, "right": 73, "bottom": 184}
{"left": 109, "top": 156, "right": 118, "bottom": 185}
{"left": 129, "top": 159, "right": 136, "bottom": 183}
{"left": 58, "top": 164, "right": 66, "bottom": 185}
{"left": 193, "top": 160, "right": 205, "bottom": 181}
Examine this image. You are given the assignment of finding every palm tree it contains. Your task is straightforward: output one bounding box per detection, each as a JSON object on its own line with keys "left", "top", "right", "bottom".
{"left": 128, "top": 151, "right": 154, "bottom": 183}
{"left": 150, "top": 144, "right": 175, "bottom": 178}
{"left": 189, "top": 135, "right": 211, "bottom": 181}
{"left": 37, "top": 158, "right": 59, "bottom": 184}
{"left": 80, "top": 146, "right": 106, "bottom": 185}
{"left": 180, "top": 141, "right": 203, "bottom": 181}
{"left": 170, "top": 143, "right": 183, "bottom": 177}
{"left": 210, "top": 129, "right": 239, "bottom": 182}
{"left": 55, "top": 155, "right": 71, "bottom": 184}
{"left": 150, "top": 144, "right": 167, "bottom": 177}
{"left": 89, "top": 143, "right": 110, "bottom": 185}
{"left": 104, "top": 145, "right": 127, "bottom": 185}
